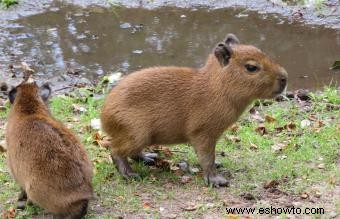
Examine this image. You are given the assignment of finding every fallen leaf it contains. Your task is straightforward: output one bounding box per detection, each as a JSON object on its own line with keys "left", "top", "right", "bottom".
{"left": 329, "top": 175, "right": 336, "bottom": 185}
{"left": 300, "top": 119, "right": 311, "bottom": 128}
{"left": 240, "top": 193, "right": 255, "bottom": 200}
{"left": 182, "top": 202, "right": 199, "bottom": 211}
{"left": 317, "top": 163, "right": 325, "bottom": 169}
{"left": 283, "top": 123, "right": 296, "bottom": 131}
{"left": 229, "top": 124, "right": 239, "bottom": 133}
{"left": 265, "top": 115, "right": 276, "bottom": 123}
{"left": 143, "top": 202, "right": 152, "bottom": 209}
{"left": 255, "top": 123, "right": 267, "bottom": 135}
{"left": 0, "top": 140, "right": 7, "bottom": 153}
{"left": 226, "top": 135, "right": 241, "bottom": 143}
{"left": 263, "top": 180, "right": 280, "bottom": 189}
{"left": 250, "top": 143, "right": 258, "bottom": 150}
{"left": 155, "top": 159, "right": 171, "bottom": 170}
{"left": 21, "top": 62, "right": 34, "bottom": 74}
{"left": 90, "top": 119, "right": 101, "bottom": 130}
{"left": 1, "top": 207, "right": 16, "bottom": 219}
{"left": 272, "top": 143, "right": 287, "bottom": 153}
{"left": 308, "top": 114, "right": 318, "bottom": 121}
{"left": 189, "top": 167, "right": 200, "bottom": 174}
{"left": 181, "top": 175, "right": 192, "bottom": 184}
{"left": 300, "top": 192, "right": 309, "bottom": 199}
{"left": 72, "top": 104, "right": 87, "bottom": 113}
{"left": 313, "top": 120, "right": 324, "bottom": 129}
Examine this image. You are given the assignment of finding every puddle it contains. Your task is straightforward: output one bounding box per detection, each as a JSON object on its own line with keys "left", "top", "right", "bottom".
{"left": 0, "top": 4, "right": 339, "bottom": 91}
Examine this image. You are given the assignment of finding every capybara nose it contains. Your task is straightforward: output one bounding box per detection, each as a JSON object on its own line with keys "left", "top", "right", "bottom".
{"left": 278, "top": 76, "right": 287, "bottom": 92}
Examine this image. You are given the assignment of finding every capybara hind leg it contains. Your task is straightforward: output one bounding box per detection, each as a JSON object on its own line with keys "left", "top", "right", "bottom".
{"left": 132, "top": 152, "right": 158, "bottom": 166}
{"left": 111, "top": 155, "right": 140, "bottom": 179}
{"left": 16, "top": 189, "right": 27, "bottom": 210}
{"left": 191, "top": 137, "right": 229, "bottom": 187}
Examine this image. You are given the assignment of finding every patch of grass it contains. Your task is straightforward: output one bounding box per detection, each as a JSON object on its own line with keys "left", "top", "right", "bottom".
{"left": 0, "top": 86, "right": 338, "bottom": 218}
{"left": 0, "top": 0, "right": 18, "bottom": 8}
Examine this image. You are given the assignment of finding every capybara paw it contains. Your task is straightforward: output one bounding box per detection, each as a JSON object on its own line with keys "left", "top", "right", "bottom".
{"left": 133, "top": 152, "right": 158, "bottom": 166}
{"left": 16, "top": 200, "right": 26, "bottom": 210}
{"left": 205, "top": 174, "right": 229, "bottom": 188}
{"left": 122, "top": 171, "right": 141, "bottom": 180}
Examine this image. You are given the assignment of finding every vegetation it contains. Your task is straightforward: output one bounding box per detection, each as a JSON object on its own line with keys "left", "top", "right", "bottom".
{"left": 0, "top": 0, "right": 18, "bottom": 8}
{"left": 0, "top": 84, "right": 339, "bottom": 218}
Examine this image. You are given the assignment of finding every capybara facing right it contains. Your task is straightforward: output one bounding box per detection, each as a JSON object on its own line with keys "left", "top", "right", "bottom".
{"left": 6, "top": 79, "right": 93, "bottom": 219}
{"left": 101, "top": 34, "right": 288, "bottom": 187}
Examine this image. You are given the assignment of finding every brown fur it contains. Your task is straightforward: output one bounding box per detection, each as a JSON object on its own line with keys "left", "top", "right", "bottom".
{"left": 6, "top": 82, "right": 93, "bottom": 218}
{"left": 101, "top": 34, "right": 288, "bottom": 186}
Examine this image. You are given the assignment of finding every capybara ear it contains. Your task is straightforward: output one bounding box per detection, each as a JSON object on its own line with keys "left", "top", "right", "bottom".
{"left": 214, "top": 43, "right": 233, "bottom": 66}
{"left": 225, "top": 33, "right": 240, "bottom": 46}
{"left": 9, "top": 87, "right": 17, "bottom": 104}
{"left": 40, "top": 83, "right": 51, "bottom": 101}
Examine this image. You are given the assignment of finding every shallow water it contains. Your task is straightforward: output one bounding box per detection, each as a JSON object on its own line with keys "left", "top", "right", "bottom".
{"left": 0, "top": 4, "right": 339, "bottom": 90}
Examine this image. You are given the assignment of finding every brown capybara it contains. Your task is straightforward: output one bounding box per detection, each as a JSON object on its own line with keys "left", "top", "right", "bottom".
{"left": 6, "top": 78, "right": 93, "bottom": 218}
{"left": 101, "top": 34, "right": 288, "bottom": 187}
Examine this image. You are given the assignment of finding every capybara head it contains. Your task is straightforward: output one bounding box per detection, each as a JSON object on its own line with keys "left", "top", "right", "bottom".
{"left": 214, "top": 34, "right": 288, "bottom": 99}
{"left": 9, "top": 82, "right": 51, "bottom": 105}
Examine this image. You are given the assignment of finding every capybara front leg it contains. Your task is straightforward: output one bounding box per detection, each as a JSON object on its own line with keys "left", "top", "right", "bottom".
{"left": 111, "top": 154, "right": 140, "bottom": 179}
{"left": 17, "top": 189, "right": 27, "bottom": 210}
{"left": 192, "top": 138, "right": 229, "bottom": 187}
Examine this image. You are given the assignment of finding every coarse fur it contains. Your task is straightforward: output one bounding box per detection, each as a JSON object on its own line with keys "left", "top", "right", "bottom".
{"left": 101, "top": 34, "right": 288, "bottom": 187}
{"left": 6, "top": 82, "right": 93, "bottom": 218}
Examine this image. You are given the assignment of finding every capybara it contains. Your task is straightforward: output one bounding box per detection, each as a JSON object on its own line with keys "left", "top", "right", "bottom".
{"left": 101, "top": 34, "right": 288, "bottom": 187}
{"left": 6, "top": 78, "right": 93, "bottom": 218}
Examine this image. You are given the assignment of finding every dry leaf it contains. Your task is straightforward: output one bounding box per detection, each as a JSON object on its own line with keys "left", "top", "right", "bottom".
{"left": 317, "top": 163, "right": 325, "bottom": 169}
{"left": 229, "top": 124, "right": 239, "bottom": 133}
{"left": 1, "top": 207, "right": 16, "bottom": 219}
{"left": 300, "top": 119, "right": 311, "bottom": 128}
{"left": 284, "top": 123, "right": 296, "bottom": 131}
{"left": 182, "top": 202, "right": 199, "bottom": 211}
{"left": 250, "top": 143, "right": 258, "bottom": 150}
{"left": 0, "top": 140, "right": 7, "bottom": 153}
{"left": 21, "top": 62, "right": 34, "bottom": 74}
{"left": 155, "top": 159, "right": 171, "bottom": 170}
{"left": 255, "top": 124, "right": 267, "bottom": 135}
{"left": 329, "top": 175, "right": 336, "bottom": 185}
{"left": 272, "top": 143, "right": 287, "bottom": 153}
{"left": 72, "top": 104, "right": 87, "bottom": 113}
{"left": 308, "top": 114, "right": 318, "bottom": 121}
{"left": 265, "top": 115, "right": 276, "bottom": 123}
{"left": 226, "top": 135, "right": 241, "bottom": 143}
{"left": 300, "top": 192, "right": 309, "bottom": 199}
{"left": 90, "top": 119, "right": 101, "bottom": 130}
{"left": 143, "top": 202, "right": 152, "bottom": 209}
{"left": 263, "top": 180, "right": 279, "bottom": 189}
{"left": 181, "top": 175, "right": 192, "bottom": 184}
{"left": 313, "top": 120, "right": 324, "bottom": 129}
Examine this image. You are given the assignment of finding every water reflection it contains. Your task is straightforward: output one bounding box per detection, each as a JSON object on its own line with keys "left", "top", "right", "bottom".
{"left": 0, "top": 5, "right": 339, "bottom": 90}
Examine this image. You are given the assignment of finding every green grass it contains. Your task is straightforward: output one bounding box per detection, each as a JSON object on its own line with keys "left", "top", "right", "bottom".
{"left": 0, "top": 0, "right": 18, "bottom": 8}
{"left": 0, "top": 86, "right": 339, "bottom": 218}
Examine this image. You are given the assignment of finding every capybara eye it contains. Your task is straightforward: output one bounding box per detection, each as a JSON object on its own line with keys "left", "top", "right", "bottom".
{"left": 245, "top": 64, "right": 259, "bottom": 72}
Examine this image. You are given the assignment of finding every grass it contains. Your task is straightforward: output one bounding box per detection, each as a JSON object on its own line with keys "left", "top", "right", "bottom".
{"left": 0, "top": 85, "right": 339, "bottom": 218}
{"left": 0, "top": 0, "right": 18, "bottom": 8}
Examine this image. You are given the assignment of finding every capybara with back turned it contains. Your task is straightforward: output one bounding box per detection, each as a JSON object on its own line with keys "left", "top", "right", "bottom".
{"left": 6, "top": 78, "right": 93, "bottom": 218}
{"left": 101, "top": 34, "right": 288, "bottom": 187}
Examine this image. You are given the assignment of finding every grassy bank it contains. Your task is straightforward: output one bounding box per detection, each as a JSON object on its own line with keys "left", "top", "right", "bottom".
{"left": 0, "top": 85, "right": 339, "bottom": 218}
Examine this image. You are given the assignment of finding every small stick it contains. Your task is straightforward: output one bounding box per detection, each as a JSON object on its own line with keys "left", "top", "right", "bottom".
{"left": 21, "top": 62, "right": 35, "bottom": 83}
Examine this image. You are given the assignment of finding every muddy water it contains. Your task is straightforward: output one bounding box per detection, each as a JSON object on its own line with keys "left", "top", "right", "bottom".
{"left": 0, "top": 4, "right": 339, "bottom": 90}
